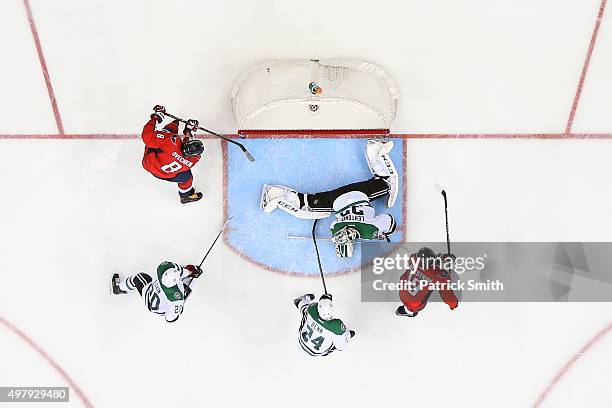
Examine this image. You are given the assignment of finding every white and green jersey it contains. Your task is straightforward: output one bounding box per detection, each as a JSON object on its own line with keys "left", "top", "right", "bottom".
{"left": 142, "top": 262, "right": 189, "bottom": 323}
{"left": 330, "top": 191, "right": 393, "bottom": 240}
{"left": 298, "top": 302, "right": 350, "bottom": 357}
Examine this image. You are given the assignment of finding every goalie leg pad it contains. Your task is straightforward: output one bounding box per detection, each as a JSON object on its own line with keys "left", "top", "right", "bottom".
{"left": 364, "top": 140, "right": 399, "bottom": 208}
{"left": 261, "top": 184, "right": 298, "bottom": 213}
{"left": 260, "top": 185, "right": 331, "bottom": 219}
{"left": 365, "top": 139, "right": 395, "bottom": 177}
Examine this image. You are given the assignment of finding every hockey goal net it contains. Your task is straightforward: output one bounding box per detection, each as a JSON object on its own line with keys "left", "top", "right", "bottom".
{"left": 231, "top": 59, "right": 399, "bottom": 136}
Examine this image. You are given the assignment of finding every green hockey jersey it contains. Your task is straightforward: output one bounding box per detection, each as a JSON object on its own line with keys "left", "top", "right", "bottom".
{"left": 330, "top": 191, "right": 393, "bottom": 240}
{"left": 142, "top": 261, "right": 189, "bottom": 323}
{"left": 298, "top": 302, "right": 350, "bottom": 356}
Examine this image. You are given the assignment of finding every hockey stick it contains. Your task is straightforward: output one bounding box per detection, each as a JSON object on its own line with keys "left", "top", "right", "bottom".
{"left": 182, "top": 217, "right": 232, "bottom": 302}
{"left": 442, "top": 190, "right": 451, "bottom": 255}
{"left": 165, "top": 112, "right": 255, "bottom": 162}
{"left": 434, "top": 183, "right": 451, "bottom": 255}
{"left": 288, "top": 234, "right": 366, "bottom": 242}
{"left": 198, "top": 216, "right": 233, "bottom": 268}
{"left": 312, "top": 219, "right": 328, "bottom": 295}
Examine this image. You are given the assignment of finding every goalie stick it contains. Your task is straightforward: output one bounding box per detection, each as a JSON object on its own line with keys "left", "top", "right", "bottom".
{"left": 165, "top": 112, "right": 255, "bottom": 162}
{"left": 312, "top": 219, "right": 329, "bottom": 295}
{"left": 287, "top": 234, "right": 366, "bottom": 242}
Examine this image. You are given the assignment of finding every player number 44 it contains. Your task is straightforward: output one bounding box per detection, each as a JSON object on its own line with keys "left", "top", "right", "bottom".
{"left": 301, "top": 325, "right": 324, "bottom": 350}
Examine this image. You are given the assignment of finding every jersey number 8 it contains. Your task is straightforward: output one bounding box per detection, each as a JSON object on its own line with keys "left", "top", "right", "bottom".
{"left": 160, "top": 161, "right": 182, "bottom": 173}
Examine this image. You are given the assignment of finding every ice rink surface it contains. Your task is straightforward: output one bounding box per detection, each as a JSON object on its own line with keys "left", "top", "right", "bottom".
{"left": 2, "top": 0, "right": 612, "bottom": 407}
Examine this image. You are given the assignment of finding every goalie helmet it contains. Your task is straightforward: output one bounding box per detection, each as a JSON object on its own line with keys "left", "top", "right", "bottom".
{"left": 317, "top": 294, "right": 333, "bottom": 320}
{"left": 161, "top": 264, "right": 185, "bottom": 288}
{"left": 333, "top": 226, "right": 359, "bottom": 257}
{"left": 182, "top": 139, "right": 204, "bottom": 157}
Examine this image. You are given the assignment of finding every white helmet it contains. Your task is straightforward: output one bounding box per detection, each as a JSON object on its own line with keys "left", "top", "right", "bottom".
{"left": 318, "top": 294, "right": 334, "bottom": 320}
{"left": 161, "top": 265, "right": 184, "bottom": 288}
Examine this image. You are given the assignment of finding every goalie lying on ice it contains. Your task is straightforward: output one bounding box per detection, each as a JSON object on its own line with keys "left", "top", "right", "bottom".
{"left": 260, "top": 139, "right": 399, "bottom": 257}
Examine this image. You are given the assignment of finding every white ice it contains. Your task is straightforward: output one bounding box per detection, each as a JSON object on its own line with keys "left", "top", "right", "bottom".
{"left": 1, "top": 0, "right": 612, "bottom": 407}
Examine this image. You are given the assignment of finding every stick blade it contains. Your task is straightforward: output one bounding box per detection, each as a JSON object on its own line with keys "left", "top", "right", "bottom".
{"left": 243, "top": 149, "right": 255, "bottom": 162}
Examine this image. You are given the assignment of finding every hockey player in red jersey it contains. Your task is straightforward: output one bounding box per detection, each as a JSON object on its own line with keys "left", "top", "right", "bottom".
{"left": 141, "top": 105, "right": 204, "bottom": 204}
{"left": 396, "top": 247, "right": 459, "bottom": 317}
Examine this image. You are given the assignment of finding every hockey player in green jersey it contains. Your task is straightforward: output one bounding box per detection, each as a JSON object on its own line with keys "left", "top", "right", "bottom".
{"left": 110, "top": 261, "right": 202, "bottom": 323}
{"left": 294, "top": 293, "right": 355, "bottom": 357}
{"left": 260, "top": 139, "right": 399, "bottom": 257}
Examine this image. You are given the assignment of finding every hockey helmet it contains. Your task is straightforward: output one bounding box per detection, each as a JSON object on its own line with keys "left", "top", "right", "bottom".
{"left": 318, "top": 294, "right": 334, "bottom": 320}
{"left": 182, "top": 139, "right": 204, "bottom": 157}
{"left": 417, "top": 247, "right": 437, "bottom": 262}
{"left": 161, "top": 265, "right": 184, "bottom": 288}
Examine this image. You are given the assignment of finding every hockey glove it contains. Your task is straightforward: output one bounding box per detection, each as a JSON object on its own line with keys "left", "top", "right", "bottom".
{"left": 151, "top": 105, "right": 166, "bottom": 123}
{"left": 184, "top": 119, "right": 199, "bottom": 134}
{"left": 185, "top": 264, "right": 203, "bottom": 278}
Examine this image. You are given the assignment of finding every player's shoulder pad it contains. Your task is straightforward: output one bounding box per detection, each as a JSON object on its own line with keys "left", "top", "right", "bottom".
{"left": 307, "top": 304, "right": 346, "bottom": 335}
{"left": 157, "top": 261, "right": 180, "bottom": 274}
{"left": 327, "top": 319, "right": 347, "bottom": 335}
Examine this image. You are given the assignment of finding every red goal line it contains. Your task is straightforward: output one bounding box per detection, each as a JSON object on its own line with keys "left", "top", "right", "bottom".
{"left": 1, "top": 132, "right": 612, "bottom": 140}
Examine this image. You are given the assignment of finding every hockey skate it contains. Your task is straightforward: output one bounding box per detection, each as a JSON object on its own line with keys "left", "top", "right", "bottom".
{"left": 365, "top": 139, "right": 398, "bottom": 208}
{"left": 180, "top": 189, "right": 203, "bottom": 204}
{"left": 395, "top": 305, "right": 418, "bottom": 317}
{"left": 293, "top": 293, "right": 315, "bottom": 308}
{"left": 111, "top": 273, "right": 126, "bottom": 295}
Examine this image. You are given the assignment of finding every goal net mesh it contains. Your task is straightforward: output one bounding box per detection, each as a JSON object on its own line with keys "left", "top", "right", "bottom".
{"left": 231, "top": 59, "right": 399, "bottom": 134}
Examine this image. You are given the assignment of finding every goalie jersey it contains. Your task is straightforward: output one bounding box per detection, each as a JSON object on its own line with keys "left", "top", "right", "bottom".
{"left": 142, "top": 262, "right": 189, "bottom": 323}
{"left": 298, "top": 302, "right": 350, "bottom": 357}
{"left": 330, "top": 191, "right": 395, "bottom": 240}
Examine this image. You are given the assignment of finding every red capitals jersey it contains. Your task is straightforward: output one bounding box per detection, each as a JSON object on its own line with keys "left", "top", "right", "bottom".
{"left": 399, "top": 254, "right": 459, "bottom": 313}
{"left": 141, "top": 118, "right": 201, "bottom": 179}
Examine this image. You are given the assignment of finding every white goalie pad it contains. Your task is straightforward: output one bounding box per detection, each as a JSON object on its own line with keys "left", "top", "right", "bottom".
{"left": 260, "top": 184, "right": 330, "bottom": 219}
{"left": 365, "top": 139, "right": 399, "bottom": 208}
{"left": 261, "top": 184, "right": 293, "bottom": 213}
